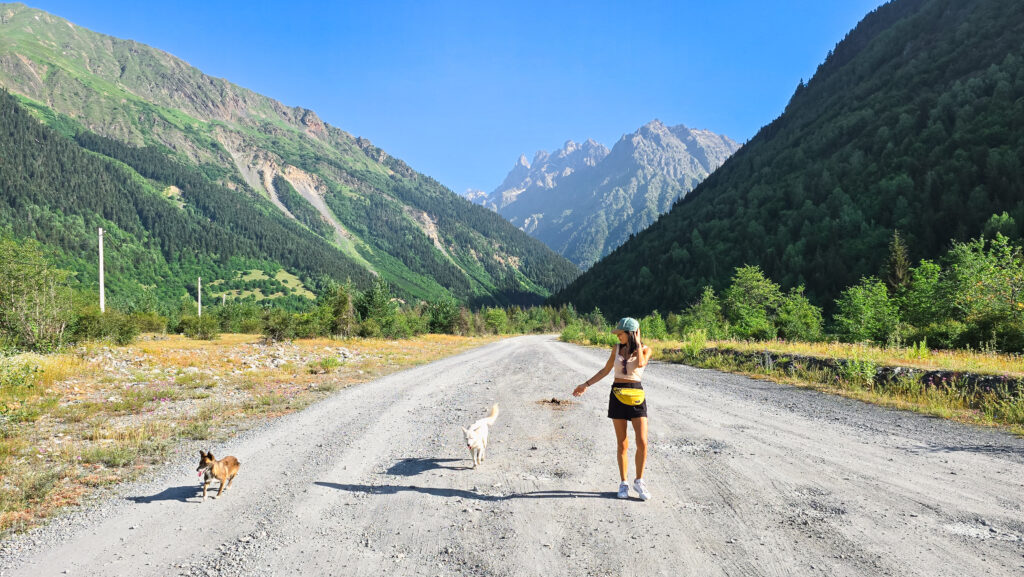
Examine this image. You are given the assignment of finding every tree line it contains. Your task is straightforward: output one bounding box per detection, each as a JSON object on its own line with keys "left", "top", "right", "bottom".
{"left": 0, "top": 237, "right": 577, "bottom": 351}
{"left": 561, "top": 226, "right": 1024, "bottom": 352}
{"left": 6, "top": 225, "right": 1024, "bottom": 353}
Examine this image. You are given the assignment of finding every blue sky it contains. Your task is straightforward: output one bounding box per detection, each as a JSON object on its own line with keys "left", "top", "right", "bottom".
{"left": 24, "top": 0, "right": 885, "bottom": 194}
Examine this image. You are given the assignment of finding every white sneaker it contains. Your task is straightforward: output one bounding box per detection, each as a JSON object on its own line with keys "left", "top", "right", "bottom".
{"left": 617, "top": 481, "right": 630, "bottom": 499}
{"left": 633, "top": 478, "right": 651, "bottom": 501}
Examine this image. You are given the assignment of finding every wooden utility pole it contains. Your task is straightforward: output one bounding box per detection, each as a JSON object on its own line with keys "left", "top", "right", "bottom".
{"left": 198, "top": 277, "right": 202, "bottom": 317}
{"left": 98, "top": 228, "right": 105, "bottom": 314}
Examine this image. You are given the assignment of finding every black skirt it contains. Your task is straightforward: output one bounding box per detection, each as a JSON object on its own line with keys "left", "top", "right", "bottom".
{"left": 608, "top": 382, "right": 648, "bottom": 419}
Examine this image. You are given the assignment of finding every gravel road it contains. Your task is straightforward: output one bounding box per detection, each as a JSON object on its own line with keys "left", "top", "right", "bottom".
{"left": 2, "top": 335, "right": 1023, "bottom": 576}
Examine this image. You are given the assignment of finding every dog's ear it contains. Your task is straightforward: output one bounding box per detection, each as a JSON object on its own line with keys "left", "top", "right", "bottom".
{"left": 199, "top": 450, "right": 206, "bottom": 457}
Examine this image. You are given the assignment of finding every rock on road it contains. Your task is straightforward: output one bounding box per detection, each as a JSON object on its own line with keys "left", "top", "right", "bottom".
{"left": 2, "top": 335, "right": 1023, "bottom": 576}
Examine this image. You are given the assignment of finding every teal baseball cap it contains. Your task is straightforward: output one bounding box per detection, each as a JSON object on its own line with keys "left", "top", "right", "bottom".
{"left": 613, "top": 317, "right": 639, "bottom": 333}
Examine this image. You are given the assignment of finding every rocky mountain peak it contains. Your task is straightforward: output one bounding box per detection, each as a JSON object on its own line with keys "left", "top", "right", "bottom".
{"left": 638, "top": 118, "right": 670, "bottom": 137}
{"left": 463, "top": 188, "right": 492, "bottom": 209}
{"left": 484, "top": 137, "right": 610, "bottom": 207}
{"left": 485, "top": 119, "right": 740, "bottom": 268}
{"left": 300, "top": 108, "right": 325, "bottom": 135}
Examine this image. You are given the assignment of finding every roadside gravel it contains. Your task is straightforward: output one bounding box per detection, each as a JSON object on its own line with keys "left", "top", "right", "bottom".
{"left": 1, "top": 335, "right": 1022, "bottom": 576}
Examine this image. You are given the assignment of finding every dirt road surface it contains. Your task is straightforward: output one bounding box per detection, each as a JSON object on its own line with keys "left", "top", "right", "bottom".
{"left": 2, "top": 335, "right": 1023, "bottom": 576}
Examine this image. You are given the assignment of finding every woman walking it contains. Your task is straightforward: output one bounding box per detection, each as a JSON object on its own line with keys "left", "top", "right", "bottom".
{"left": 572, "top": 317, "right": 653, "bottom": 500}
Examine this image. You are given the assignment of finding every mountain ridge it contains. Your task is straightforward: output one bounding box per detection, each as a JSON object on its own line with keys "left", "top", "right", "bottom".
{"left": 468, "top": 119, "right": 739, "bottom": 268}
{"left": 0, "top": 2, "right": 579, "bottom": 306}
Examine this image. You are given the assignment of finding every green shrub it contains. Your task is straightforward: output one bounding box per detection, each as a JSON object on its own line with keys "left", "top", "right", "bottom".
{"left": 355, "top": 278, "right": 397, "bottom": 328}
{"left": 484, "top": 308, "right": 509, "bottom": 334}
{"left": 179, "top": 315, "right": 220, "bottom": 340}
{"left": 384, "top": 314, "right": 413, "bottom": 339}
{"left": 239, "top": 315, "right": 264, "bottom": 334}
{"left": 680, "top": 286, "right": 728, "bottom": 339}
{"left": 834, "top": 277, "right": 900, "bottom": 344}
{"left": 582, "top": 324, "right": 618, "bottom": 347}
{"left": 944, "top": 235, "right": 1024, "bottom": 351}
{"left": 404, "top": 309, "right": 430, "bottom": 335}
{"left": 0, "top": 360, "right": 37, "bottom": 386}
{"left": 907, "top": 319, "right": 965, "bottom": 350}
{"left": 724, "top": 266, "right": 782, "bottom": 340}
{"left": 777, "top": 286, "right": 824, "bottom": 341}
{"left": 426, "top": 296, "right": 459, "bottom": 334}
{"left": 20, "top": 468, "right": 61, "bottom": 504}
{"left": 213, "top": 301, "right": 264, "bottom": 334}
{"left": 560, "top": 321, "right": 584, "bottom": 343}
{"left": 640, "top": 310, "right": 668, "bottom": 340}
{"left": 293, "top": 311, "right": 327, "bottom": 339}
{"left": 70, "top": 307, "right": 139, "bottom": 345}
{"left": 358, "top": 318, "right": 382, "bottom": 338}
{"left": 838, "top": 357, "right": 877, "bottom": 388}
{"left": 103, "top": 311, "right": 140, "bottom": 345}
{"left": 681, "top": 329, "right": 707, "bottom": 359}
{"left": 0, "top": 361, "right": 40, "bottom": 418}
{"left": 584, "top": 307, "right": 606, "bottom": 327}
{"left": 261, "top": 309, "right": 295, "bottom": 342}
{"left": 900, "top": 259, "right": 944, "bottom": 328}
{"left": 179, "top": 420, "right": 214, "bottom": 440}
{"left": 455, "top": 308, "right": 473, "bottom": 336}
{"left": 307, "top": 356, "right": 343, "bottom": 374}
{"left": 70, "top": 306, "right": 103, "bottom": 341}
{"left": 129, "top": 311, "right": 167, "bottom": 333}
{"left": 319, "top": 283, "right": 356, "bottom": 337}
{"left": 558, "top": 304, "right": 578, "bottom": 327}
{"left": 0, "top": 238, "right": 73, "bottom": 351}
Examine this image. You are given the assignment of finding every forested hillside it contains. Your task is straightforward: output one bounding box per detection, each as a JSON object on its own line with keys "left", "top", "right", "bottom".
{"left": 0, "top": 89, "right": 373, "bottom": 309}
{"left": 0, "top": 3, "right": 578, "bottom": 308}
{"left": 553, "top": 0, "right": 1024, "bottom": 315}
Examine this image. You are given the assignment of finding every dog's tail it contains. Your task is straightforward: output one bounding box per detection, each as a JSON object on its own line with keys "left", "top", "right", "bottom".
{"left": 482, "top": 403, "right": 499, "bottom": 425}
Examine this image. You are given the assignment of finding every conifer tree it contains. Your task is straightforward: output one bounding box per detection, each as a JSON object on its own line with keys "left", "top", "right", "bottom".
{"left": 885, "top": 230, "right": 911, "bottom": 294}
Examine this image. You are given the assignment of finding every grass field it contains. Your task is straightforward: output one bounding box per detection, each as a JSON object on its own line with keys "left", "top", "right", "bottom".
{"left": 208, "top": 268, "right": 316, "bottom": 302}
{"left": 0, "top": 333, "right": 499, "bottom": 536}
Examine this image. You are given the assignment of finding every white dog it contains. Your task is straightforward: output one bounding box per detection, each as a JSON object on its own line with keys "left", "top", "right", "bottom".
{"left": 462, "top": 404, "right": 499, "bottom": 468}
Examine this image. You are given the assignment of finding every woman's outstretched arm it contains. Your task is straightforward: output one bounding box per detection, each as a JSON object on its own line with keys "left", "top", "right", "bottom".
{"left": 572, "top": 347, "right": 616, "bottom": 396}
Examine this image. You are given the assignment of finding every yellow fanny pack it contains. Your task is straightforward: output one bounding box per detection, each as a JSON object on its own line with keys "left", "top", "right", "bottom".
{"left": 613, "top": 386, "right": 645, "bottom": 406}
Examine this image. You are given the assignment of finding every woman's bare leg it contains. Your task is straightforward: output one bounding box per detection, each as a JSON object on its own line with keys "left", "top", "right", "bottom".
{"left": 632, "top": 417, "right": 648, "bottom": 479}
{"left": 613, "top": 419, "right": 629, "bottom": 482}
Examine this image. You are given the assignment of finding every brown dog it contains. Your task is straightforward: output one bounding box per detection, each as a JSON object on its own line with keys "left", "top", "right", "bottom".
{"left": 196, "top": 450, "right": 240, "bottom": 501}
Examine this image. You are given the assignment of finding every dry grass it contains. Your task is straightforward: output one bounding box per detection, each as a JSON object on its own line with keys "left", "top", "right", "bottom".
{"left": 652, "top": 338, "right": 1024, "bottom": 377}
{"left": 715, "top": 357, "right": 1023, "bottom": 435}
{"left": 650, "top": 340, "right": 1024, "bottom": 435}
{"left": 0, "top": 333, "right": 499, "bottom": 536}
